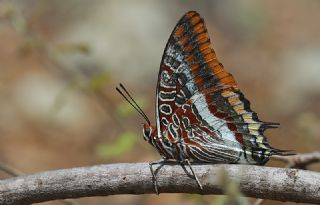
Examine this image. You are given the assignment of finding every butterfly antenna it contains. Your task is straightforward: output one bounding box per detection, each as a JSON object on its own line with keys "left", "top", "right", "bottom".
{"left": 116, "top": 83, "right": 151, "bottom": 125}
{"left": 119, "top": 83, "right": 150, "bottom": 123}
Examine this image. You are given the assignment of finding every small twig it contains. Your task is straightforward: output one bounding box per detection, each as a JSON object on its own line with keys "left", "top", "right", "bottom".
{"left": 271, "top": 151, "right": 320, "bottom": 169}
{"left": 0, "top": 163, "right": 24, "bottom": 177}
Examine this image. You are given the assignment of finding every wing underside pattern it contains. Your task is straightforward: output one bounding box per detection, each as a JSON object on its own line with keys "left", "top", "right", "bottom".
{"left": 155, "top": 11, "right": 288, "bottom": 165}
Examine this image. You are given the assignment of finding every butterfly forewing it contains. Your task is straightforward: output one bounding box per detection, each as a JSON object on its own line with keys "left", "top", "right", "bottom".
{"left": 156, "top": 11, "right": 279, "bottom": 164}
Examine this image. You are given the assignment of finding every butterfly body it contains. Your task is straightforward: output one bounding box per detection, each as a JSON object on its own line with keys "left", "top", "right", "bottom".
{"left": 141, "top": 11, "right": 287, "bottom": 166}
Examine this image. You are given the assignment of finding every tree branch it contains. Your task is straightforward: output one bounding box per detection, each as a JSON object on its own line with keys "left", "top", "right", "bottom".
{"left": 0, "top": 163, "right": 319, "bottom": 205}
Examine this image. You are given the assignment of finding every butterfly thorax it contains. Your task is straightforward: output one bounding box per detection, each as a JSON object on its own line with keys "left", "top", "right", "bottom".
{"left": 143, "top": 123, "right": 183, "bottom": 160}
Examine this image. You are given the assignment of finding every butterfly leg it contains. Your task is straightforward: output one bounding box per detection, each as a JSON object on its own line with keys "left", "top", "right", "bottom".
{"left": 149, "top": 158, "right": 167, "bottom": 195}
{"left": 183, "top": 159, "right": 203, "bottom": 190}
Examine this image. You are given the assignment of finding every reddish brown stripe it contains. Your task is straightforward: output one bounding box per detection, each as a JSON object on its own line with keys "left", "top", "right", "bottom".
{"left": 205, "top": 95, "right": 217, "bottom": 114}
{"left": 227, "top": 123, "right": 237, "bottom": 131}
{"left": 184, "top": 137, "right": 202, "bottom": 148}
{"left": 214, "top": 111, "right": 228, "bottom": 118}
{"left": 161, "top": 64, "right": 174, "bottom": 75}
{"left": 235, "top": 133, "right": 244, "bottom": 144}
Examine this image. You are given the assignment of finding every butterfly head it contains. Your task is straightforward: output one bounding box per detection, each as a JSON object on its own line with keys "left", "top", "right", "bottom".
{"left": 143, "top": 124, "right": 156, "bottom": 142}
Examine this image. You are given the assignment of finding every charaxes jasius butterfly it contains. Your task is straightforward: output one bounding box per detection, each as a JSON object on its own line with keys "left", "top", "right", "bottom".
{"left": 117, "top": 11, "right": 292, "bottom": 193}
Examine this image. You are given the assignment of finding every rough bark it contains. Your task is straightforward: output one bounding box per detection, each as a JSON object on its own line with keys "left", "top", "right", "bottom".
{"left": 0, "top": 163, "right": 319, "bottom": 205}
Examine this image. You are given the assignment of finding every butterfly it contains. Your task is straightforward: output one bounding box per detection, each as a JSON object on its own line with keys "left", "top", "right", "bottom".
{"left": 117, "top": 11, "right": 292, "bottom": 194}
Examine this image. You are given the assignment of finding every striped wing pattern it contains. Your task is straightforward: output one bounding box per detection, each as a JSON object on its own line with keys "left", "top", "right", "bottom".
{"left": 155, "top": 11, "right": 282, "bottom": 165}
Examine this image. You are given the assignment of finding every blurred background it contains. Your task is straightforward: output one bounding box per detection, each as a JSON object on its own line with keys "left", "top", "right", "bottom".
{"left": 0, "top": 0, "right": 319, "bottom": 205}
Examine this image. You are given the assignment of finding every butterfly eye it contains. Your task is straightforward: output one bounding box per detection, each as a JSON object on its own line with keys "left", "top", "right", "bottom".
{"left": 144, "top": 127, "right": 152, "bottom": 137}
{"left": 143, "top": 128, "right": 151, "bottom": 141}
